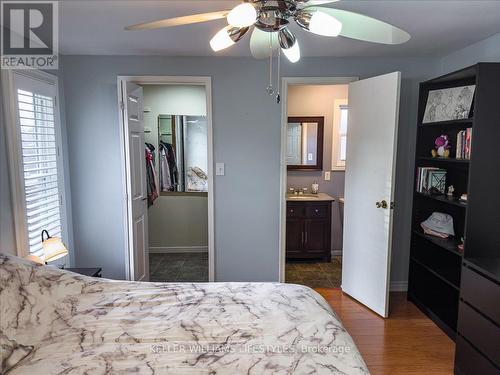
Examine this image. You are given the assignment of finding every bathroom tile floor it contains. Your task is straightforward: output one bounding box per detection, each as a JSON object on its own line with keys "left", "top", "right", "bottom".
{"left": 285, "top": 256, "right": 342, "bottom": 288}
{"left": 149, "top": 252, "right": 208, "bottom": 282}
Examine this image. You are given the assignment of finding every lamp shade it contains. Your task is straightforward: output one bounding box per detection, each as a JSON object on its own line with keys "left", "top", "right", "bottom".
{"left": 227, "top": 3, "right": 257, "bottom": 28}
{"left": 42, "top": 234, "right": 68, "bottom": 263}
{"left": 210, "top": 26, "right": 249, "bottom": 52}
{"left": 24, "top": 254, "right": 44, "bottom": 265}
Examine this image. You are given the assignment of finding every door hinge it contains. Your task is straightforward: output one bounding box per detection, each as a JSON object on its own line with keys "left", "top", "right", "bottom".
{"left": 120, "top": 101, "right": 125, "bottom": 111}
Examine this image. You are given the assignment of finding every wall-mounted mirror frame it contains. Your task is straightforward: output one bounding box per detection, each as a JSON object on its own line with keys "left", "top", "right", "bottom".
{"left": 287, "top": 116, "right": 324, "bottom": 171}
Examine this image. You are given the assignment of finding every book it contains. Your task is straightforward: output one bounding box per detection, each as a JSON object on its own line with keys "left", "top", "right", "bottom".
{"left": 416, "top": 167, "right": 446, "bottom": 194}
{"left": 465, "top": 127, "right": 472, "bottom": 159}
{"left": 456, "top": 128, "right": 472, "bottom": 159}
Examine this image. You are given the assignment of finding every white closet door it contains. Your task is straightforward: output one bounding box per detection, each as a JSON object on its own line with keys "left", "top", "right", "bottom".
{"left": 122, "top": 82, "right": 149, "bottom": 281}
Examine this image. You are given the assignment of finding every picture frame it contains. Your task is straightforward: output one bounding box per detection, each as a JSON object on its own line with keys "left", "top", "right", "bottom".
{"left": 422, "top": 85, "right": 476, "bottom": 123}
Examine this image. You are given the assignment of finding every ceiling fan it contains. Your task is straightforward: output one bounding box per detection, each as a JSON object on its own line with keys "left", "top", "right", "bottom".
{"left": 125, "top": 0, "right": 411, "bottom": 63}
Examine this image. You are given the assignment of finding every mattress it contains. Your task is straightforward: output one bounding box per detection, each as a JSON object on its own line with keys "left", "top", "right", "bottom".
{"left": 0, "top": 254, "right": 369, "bottom": 374}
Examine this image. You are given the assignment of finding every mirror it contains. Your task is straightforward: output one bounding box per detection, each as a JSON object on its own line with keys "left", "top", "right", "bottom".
{"left": 157, "top": 115, "right": 208, "bottom": 193}
{"left": 287, "top": 117, "right": 324, "bottom": 170}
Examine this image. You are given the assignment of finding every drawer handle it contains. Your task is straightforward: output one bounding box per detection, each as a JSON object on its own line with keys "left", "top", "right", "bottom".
{"left": 315, "top": 209, "right": 319, "bottom": 213}
{"left": 290, "top": 209, "right": 294, "bottom": 213}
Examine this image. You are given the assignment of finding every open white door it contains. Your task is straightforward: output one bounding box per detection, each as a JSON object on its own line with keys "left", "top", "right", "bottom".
{"left": 121, "top": 82, "right": 149, "bottom": 281}
{"left": 342, "top": 72, "right": 401, "bottom": 317}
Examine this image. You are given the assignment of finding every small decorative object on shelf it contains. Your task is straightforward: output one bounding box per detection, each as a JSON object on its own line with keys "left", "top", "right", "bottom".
{"left": 447, "top": 185, "right": 455, "bottom": 197}
{"left": 311, "top": 181, "right": 319, "bottom": 194}
{"left": 422, "top": 85, "right": 476, "bottom": 123}
{"left": 459, "top": 193, "right": 468, "bottom": 202}
{"left": 431, "top": 134, "right": 451, "bottom": 158}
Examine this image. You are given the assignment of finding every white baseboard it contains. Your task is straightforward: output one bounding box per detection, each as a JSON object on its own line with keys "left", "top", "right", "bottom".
{"left": 149, "top": 246, "right": 208, "bottom": 254}
{"left": 331, "top": 250, "right": 342, "bottom": 256}
{"left": 390, "top": 281, "right": 408, "bottom": 292}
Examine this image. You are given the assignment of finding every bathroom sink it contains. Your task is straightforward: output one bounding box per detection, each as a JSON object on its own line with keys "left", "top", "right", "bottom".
{"left": 287, "top": 194, "right": 319, "bottom": 199}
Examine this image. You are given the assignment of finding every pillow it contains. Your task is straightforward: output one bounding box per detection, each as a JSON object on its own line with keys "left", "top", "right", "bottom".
{"left": 0, "top": 333, "right": 33, "bottom": 373}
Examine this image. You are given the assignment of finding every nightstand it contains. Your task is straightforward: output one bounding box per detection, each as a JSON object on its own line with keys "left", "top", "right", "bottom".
{"left": 65, "top": 267, "right": 102, "bottom": 277}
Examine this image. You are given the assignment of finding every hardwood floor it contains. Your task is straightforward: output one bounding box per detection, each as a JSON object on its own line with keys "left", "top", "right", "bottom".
{"left": 316, "top": 289, "right": 455, "bottom": 375}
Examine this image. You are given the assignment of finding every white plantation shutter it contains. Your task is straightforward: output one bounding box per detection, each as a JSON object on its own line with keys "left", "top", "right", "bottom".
{"left": 4, "top": 71, "right": 67, "bottom": 259}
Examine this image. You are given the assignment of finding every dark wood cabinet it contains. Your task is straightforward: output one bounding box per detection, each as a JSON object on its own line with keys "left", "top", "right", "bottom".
{"left": 286, "top": 201, "right": 332, "bottom": 261}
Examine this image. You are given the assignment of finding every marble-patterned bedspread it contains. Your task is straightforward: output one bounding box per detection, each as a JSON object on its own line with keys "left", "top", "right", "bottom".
{"left": 0, "top": 254, "right": 369, "bottom": 374}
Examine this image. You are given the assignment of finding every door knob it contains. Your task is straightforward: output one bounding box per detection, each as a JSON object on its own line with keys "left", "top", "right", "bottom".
{"left": 376, "top": 200, "right": 388, "bottom": 209}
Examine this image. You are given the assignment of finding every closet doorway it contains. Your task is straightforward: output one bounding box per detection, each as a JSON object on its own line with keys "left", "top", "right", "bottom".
{"left": 117, "top": 76, "right": 214, "bottom": 282}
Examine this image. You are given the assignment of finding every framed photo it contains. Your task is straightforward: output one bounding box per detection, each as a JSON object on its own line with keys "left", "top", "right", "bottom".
{"left": 422, "top": 85, "right": 476, "bottom": 123}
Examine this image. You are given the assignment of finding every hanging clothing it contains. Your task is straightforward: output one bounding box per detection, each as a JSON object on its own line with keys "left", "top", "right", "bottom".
{"left": 159, "top": 144, "right": 172, "bottom": 191}
{"left": 159, "top": 141, "right": 178, "bottom": 192}
{"left": 145, "top": 143, "right": 159, "bottom": 207}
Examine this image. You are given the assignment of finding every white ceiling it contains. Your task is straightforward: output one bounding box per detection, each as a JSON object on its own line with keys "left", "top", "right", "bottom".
{"left": 59, "top": 0, "right": 500, "bottom": 57}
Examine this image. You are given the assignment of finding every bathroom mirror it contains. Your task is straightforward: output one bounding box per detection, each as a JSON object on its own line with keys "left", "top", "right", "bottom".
{"left": 287, "top": 117, "right": 324, "bottom": 170}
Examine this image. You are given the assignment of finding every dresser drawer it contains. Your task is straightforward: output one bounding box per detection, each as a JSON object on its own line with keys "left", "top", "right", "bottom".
{"left": 286, "top": 204, "right": 304, "bottom": 218}
{"left": 461, "top": 266, "right": 500, "bottom": 325}
{"left": 305, "top": 205, "right": 328, "bottom": 218}
{"left": 455, "top": 336, "right": 500, "bottom": 375}
{"left": 458, "top": 301, "right": 500, "bottom": 366}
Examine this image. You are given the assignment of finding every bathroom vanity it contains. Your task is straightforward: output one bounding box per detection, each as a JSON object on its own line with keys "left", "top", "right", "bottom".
{"left": 286, "top": 193, "right": 334, "bottom": 262}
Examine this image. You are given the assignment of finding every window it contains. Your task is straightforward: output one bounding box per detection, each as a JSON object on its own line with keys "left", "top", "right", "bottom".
{"left": 3, "top": 71, "right": 67, "bottom": 260}
{"left": 332, "top": 99, "right": 348, "bottom": 170}
{"left": 339, "top": 105, "right": 348, "bottom": 162}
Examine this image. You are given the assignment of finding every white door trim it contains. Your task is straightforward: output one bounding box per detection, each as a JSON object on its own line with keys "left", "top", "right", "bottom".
{"left": 117, "top": 76, "right": 215, "bottom": 282}
{"left": 279, "top": 76, "right": 358, "bottom": 283}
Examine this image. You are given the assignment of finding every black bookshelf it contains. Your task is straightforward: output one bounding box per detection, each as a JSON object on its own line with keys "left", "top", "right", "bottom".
{"left": 408, "top": 64, "right": 500, "bottom": 375}
{"left": 409, "top": 64, "right": 475, "bottom": 339}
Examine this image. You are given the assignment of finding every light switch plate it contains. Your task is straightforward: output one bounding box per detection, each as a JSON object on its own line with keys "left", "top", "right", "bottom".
{"left": 216, "top": 163, "right": 225, "bottom": 176}
{"left": 324, "top": 171, "right": 331, "bottom": 181}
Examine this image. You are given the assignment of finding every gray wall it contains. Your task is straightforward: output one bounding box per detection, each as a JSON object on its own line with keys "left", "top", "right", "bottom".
{"left": 439, "top": 32, "right": 500, "bottom": 73}
{"left": 60, "top": 55, "right": 438, "bottom": 282}
{"left": 2, "top": 33, "right": 498, "bottom": 280}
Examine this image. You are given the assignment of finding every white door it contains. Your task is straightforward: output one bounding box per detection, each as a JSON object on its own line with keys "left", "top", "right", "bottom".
{"left": 342, "top": 72, "right": 401, "bottom": 317}
{"left": 121, "top": 82, "right": 149, "bottom": 281}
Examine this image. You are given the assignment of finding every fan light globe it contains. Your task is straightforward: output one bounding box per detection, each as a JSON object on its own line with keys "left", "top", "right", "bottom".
{"left": 309, "top": 11, "right": 342, "bottom": 37}
{"left": 227, "top": 3, "right": 257, "bottom": 28}
{"left": 283, "top": 41, "right": 300, "bottom": 63}
{"left": 210, "top": 27, "right": 235, "bottom": 51}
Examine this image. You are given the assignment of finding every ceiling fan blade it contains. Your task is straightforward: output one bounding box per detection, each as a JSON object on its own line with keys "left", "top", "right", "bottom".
{"left": 304, "top": 6, "right": 410, "bottom": 44}
{"left": 125, "top": 10, "right": 230, "bottom": 31}
{"left": 250, "top": 28, "right": 279, "bottom": 59}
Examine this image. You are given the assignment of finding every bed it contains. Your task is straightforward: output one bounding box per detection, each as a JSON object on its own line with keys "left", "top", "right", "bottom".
{"left": 0, "top": 254, "right": 369, "bottom": 374}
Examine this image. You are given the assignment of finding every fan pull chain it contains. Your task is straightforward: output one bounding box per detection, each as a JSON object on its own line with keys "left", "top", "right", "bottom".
{"left": 266, "top": 32, "right": 274, "bottom": 96}
{"left": 276, "top": 47, "right": 281, "bottom": 104}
